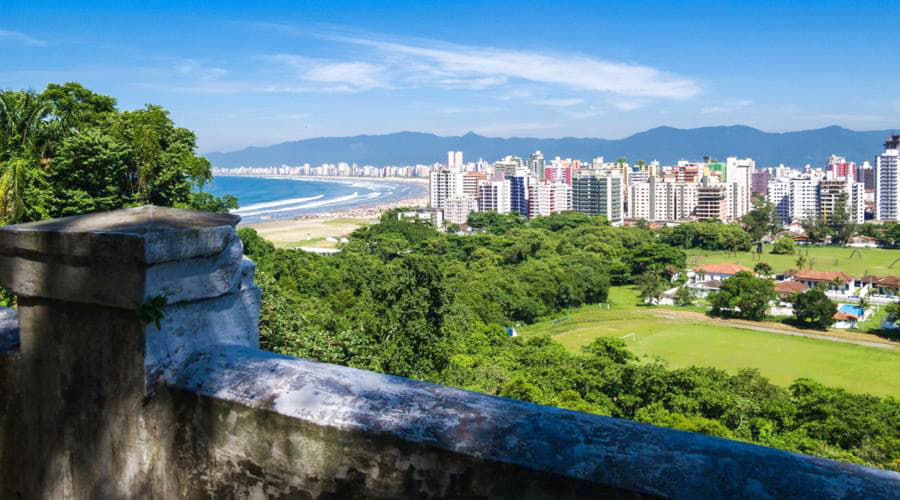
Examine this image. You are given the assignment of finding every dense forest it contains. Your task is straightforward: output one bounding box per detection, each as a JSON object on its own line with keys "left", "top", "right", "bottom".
{"left": 240, "top": 211, "right": 899, "bottom": 472}
{"left": 1, "top": 83, "right": 897, "bottom": 471}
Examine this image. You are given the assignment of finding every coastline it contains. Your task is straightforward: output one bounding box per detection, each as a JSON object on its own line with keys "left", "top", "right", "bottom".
{"left": 220, "top": 174, "right": 429, "bottom": 248}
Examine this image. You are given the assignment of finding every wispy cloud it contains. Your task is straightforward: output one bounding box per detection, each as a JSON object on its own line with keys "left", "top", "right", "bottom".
{"left": 437, "top": 106, "right": 502, "bottom": 114}
{"left": 333, "top": 35, "right": 701, "bottom": 99}
{"left": 700, "top": 100, "right": 753, "bottom": 114}
{"left": 266, "top": 55, "right": 388, "bottom": 92}
{"left": 173, "top": 60, "right": 228, "bottom": 80}
{"left": 532, "top": 98, "right": 583, "bottom": 107}
{"left": 0, "top": 29, "right": 47, "bottom": 46}
{"left": 610, "top": 99, "right": 648, "bottom": 111}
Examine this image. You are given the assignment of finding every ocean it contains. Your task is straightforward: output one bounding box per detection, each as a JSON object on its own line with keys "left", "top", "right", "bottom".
{"left": 203, "top": 176, "right": 427, "bottom": 224}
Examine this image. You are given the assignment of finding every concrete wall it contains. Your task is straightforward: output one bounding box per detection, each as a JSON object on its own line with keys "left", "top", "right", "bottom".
{"left": 1, "top": 206, "right": 898, "bottom": 499}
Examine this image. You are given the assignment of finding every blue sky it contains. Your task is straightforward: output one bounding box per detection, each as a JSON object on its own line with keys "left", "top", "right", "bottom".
{"left": 2, "top": 1, "right": 899, "bottom": 152}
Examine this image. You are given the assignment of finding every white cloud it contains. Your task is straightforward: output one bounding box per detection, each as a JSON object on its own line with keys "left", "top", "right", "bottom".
{"left": 437, "top": 106, "right": 501, "bottom": 114}
{"left": 335, "top": 36, "right": 700, "bottom": 99}
{"left": 611, "top": 99, "right": 648, "bottom": 111}
{"left": 700, "top": 100, "right": 753, "bottom": 114}
{"left": 0, "top": 29, "right": 47, "bottom": 46}
{"left": 173, "top": 60, "right": 228, "bottom": 80}
{"left": 532, "top": 98, "right": 583, "bottom": 107}
{"left": 267, "top": 55, "right": 388, "bottom": 92}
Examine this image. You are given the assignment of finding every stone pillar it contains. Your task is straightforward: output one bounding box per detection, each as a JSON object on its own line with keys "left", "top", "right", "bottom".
{"left": 0, "top": 206, "right": 260, "bottom": 498}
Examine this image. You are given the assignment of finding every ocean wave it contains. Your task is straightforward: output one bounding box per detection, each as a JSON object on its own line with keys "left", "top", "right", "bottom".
{"left": 237, "top": 192, "right": 366, "bottom": 217}
{"left": 232, "top": 194, "right": 324, "bottom": 213}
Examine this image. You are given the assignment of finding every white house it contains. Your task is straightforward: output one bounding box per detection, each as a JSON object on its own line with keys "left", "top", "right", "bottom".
{"left": 688, "top": 263, "right": 753, "bottom": 284}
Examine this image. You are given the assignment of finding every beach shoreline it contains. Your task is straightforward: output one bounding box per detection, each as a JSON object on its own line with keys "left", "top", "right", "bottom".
{"left": 220, "top": 174, "right": 429, "bottom": 247}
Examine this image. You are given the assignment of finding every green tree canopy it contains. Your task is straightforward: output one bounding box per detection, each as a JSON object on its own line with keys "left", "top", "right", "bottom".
{"left": 709, "top": 271, "right": 776, "bottom": 321}
{"left": 771, "top": 236, "right": 796, "bottom": 255}
{"left": 0, "top": 82, "right": 233, "bottom": 223}
{"left": 790, "top": 287, "right": 837, "bottom": 330}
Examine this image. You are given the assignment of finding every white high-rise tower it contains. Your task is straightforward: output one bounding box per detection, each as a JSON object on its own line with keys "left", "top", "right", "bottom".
{"left": 876, "top": 135, "right": 900, "bottom": 220}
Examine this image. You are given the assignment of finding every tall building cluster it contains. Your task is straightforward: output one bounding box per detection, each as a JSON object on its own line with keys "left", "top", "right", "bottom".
{"left": 429, "top": 139, "right": 900, "bottom": 229}
{"left": 765, "top": 154, "right": 868, "bottom": 225}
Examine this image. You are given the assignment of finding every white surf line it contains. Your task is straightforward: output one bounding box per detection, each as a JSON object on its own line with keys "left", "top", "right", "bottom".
{"left": 232, "top": 194, "right": 324, "bottom": 213}
{"left": 237, "top": 192, "right": 362, "bottom": 217}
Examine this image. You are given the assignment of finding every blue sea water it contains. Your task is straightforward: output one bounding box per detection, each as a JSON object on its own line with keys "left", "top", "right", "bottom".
{"left": 203, "top": 176, "right": 426, "bottom": 224}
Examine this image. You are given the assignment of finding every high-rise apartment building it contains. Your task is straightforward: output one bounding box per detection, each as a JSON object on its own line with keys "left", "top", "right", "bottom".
{"left": 695, "top": 185, "right": 731, "bottom": 221}
{"left": 447, "top": 151, "right": 463, "bottom": 171}
{"left": 477, "top": 177, "right": 512, "bottom": 213}
{"left": 789, "top": 178, "right": 819, "bottom": 223}
{"left": 751, "top": 170, "right": 769, "bottom": 196}
{"left": 876, "top": 135, "right": 900, "bottom": 220}
{"left": 527, "top": 151, "right": 545, "bottom": 179}
{"left": 509, "top": 173, "right": 531, "bottom": 218}
{"left": 429, "top": 168, "right": 464, "bottom": 209}
{"left": 627, "top": 178, "right": 697, "bottom": 221}
{"left": 572, "top": 171, "right": 624, "bottom": 225}
{"left": 819, "top": 178, "right": 865, "bottom": 224}
{"left": 443, "top": 195, "right": 479, "bottom": 225}
{"left": 528, "top": 181, "right": 571, "bottom": 217}
{"left": 462, "top": 172, "right": 487, "bottom": 199}
{"left": 726, "top": 157, "right": 754, "bottom": 218}
{"left": 767, "top": 178, "right": 792, "bottom": 225}
{"left": 826, "top": 155, "right": 855, "bottom": 181}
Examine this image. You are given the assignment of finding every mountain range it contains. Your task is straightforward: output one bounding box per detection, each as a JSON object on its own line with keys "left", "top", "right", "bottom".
{"left": 204, "top": 125, "right": 896, "bottom": 168}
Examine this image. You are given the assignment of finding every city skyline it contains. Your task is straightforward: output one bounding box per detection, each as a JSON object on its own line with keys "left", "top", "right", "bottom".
{"left": 3, "top": 1, "right": 900, "bottom": 152}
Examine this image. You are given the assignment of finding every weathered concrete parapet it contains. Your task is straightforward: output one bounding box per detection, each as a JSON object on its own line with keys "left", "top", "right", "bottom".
{"left": 163, "top": 346, "right": 900, "bottom": 499}
{"left": 0, "top": 205, "right": 246, "bottom": 308}
{"left": 0, "top": 206, "right": 261, "bottom": 498}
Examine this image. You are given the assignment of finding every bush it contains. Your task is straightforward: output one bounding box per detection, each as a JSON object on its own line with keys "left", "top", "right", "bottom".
{"left": 771, "top": 236, "right": 796, "bottom": 255}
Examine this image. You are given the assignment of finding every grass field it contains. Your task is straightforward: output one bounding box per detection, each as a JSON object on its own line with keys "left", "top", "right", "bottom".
{"left": 520, "top": 287, "right": 900, "bottom": 398}
{"left": 687, "top": 244, "right": 900, "bottom": 277}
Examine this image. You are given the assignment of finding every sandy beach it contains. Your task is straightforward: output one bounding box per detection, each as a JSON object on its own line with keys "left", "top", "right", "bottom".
{"left": 238, "top": 175, "right": 428, "bottom": 248}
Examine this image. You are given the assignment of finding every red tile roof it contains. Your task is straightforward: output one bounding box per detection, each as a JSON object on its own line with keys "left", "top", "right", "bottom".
{"left": 792, "top": 270, "right": 855, "bottom": 283}
{"left": 833, "top": 312, "right": 858, "bottom": 321}
{"left": 773, "top": 280, "right": 808, "bottom": 294}
{"left": 693, "top": 263, "right": 752, "bottom": 275}
{"left": 878, "top": 276, "right": 900, "bottom": 288}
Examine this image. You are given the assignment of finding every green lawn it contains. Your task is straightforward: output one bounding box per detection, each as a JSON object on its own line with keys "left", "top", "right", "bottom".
{"left": 687, "top": 244, "right": 900, "bottom": 277}
{"left": 520, "top": 287, "right": 900, "bottom": 398}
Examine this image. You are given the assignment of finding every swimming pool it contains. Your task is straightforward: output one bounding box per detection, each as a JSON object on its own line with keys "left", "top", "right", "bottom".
{"left": 838, "top": 304, "right": 865, "bottom": 318}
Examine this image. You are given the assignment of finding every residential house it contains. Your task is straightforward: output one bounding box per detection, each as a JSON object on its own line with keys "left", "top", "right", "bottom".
{"left": 688, "top": 263, "right": 753, "bottom": 284}
{"left": 847, "top": 235, "right": 879, "bottom": 248}
{"left": 791, "top": 270, "right": 860, "bottom": 296}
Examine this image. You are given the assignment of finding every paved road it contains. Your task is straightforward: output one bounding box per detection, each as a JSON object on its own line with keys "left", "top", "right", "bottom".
{"left": 651, "top": 309, "right": 898, "bottom": 350}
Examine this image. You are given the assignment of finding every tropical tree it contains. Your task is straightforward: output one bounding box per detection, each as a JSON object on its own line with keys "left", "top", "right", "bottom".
{"left": 637, "top": 271, "right": 668, "bottom": 305}
{"left": 0, "top": 158, "right": 31, "bottom": 223}
{"left": 708, "top": 271, "right": 776, "bottom": 321}
{"left": 753, "top": 261, "right": 773, "bottom": 277}
{"left": 771, "top": 236, "right": 795, "bottom": 255}
{"left": 801, "top": 213, "right": 830, "bottom": 244}
{"left": 673, "top": 286, "right": 696, "bottom": 307}
{"left": 826, "top": 193, "right": 855, "bottom": 246}
{"left": 741, "top": 198, "right": 778, "bottom": 242}
{"left": 790, "top": 288, "right": 836, "bottom": 330}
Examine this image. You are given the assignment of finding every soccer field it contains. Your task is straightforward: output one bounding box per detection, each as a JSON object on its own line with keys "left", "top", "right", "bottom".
{"left": 520, "top": 287, "right": 900, "bottom": 398}
{"left": 687, "top": 244, "right": 900, "bottom": 277}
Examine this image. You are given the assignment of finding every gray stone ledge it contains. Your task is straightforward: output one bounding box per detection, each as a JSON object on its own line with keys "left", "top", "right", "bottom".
{"left": 0, "top": 206, "right": 239, "bottom": 264}
{"left": 166, "top": 346, "right": 900, "bottom": 499}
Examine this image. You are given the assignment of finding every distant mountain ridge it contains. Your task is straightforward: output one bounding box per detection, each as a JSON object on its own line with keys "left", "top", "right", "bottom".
{"left": 205, "top": 125, "right": 896, "bottom": 168}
